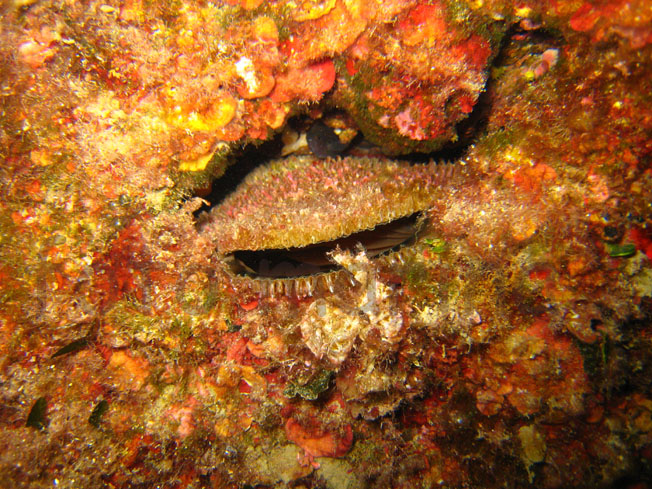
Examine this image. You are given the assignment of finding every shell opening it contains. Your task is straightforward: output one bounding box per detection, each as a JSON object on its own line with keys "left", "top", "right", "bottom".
{"left": 227, "top": 213, "right": 422, "bottom": 279}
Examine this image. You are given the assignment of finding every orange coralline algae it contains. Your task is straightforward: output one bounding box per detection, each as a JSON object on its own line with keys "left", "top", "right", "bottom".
{"left": 468, "top": 316, "right": 590, "bottom": 417}
{"left": 258, "top": 99, "right": 289, "bottom": 129}
{"left": 292, "top": 0, "right": 338, "bottom": 22}
{"left": 252, "top": 16, "right": 279, "bottom": 43}
{"left": 236, "top": 65, "right": 275, "bottom": 99}
{"left": 398, "top": 3, "right": 449, "bottom": 46}
{"left": 285, "top": 417, "right": 353, "bottom": 458}
{"left": 570, "top": 3, "right": 604, "bottom": 32}
{"left": 567, "top": 0, "right": 652, "bottom": 46}
{"left": 452, "top": 34, "right": 494, "bottom": 70}
{"left": 18, "top": 39, "right": 57, "bottom": 69}
{"left": 270, "top": 59, "right": 336, "bottom": 103}
{"left": 242, "top": 0, "right": 264, "bottom": 10}
{"left": 505, "top": 162, "right": 558, "bottom": 195}
{"left": 93, "top": 222, "right": 146, "bottom": 306}
{"left": 108, "top": 350, "right": 151, "bottom": 391}
{"left": 225, "top": 0, "right": 265, "bottom": 9}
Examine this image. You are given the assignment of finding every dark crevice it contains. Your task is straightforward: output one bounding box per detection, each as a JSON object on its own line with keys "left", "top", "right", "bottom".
{"left": 227, "top": 213, "right": 422, "bottom": 279}
{"left": 197, "top": 134, "right": 286, "bottom": 214}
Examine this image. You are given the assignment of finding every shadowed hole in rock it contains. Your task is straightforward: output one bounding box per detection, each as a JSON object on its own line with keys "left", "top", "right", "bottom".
{"left": 227, "top": 213, "right": 422, "bottom": 279}
{"left": 192, "top": 99, "right": 484, "bottom": 220}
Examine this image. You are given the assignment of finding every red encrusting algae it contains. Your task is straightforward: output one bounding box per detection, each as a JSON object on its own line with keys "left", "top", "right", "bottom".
{"left": 0, "top": 0, "right": 651, "bottom": 488}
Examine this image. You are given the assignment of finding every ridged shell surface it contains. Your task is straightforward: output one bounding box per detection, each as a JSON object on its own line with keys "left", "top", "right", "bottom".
{"left": 204, "top": 156, "right": 447, "bottom": 253}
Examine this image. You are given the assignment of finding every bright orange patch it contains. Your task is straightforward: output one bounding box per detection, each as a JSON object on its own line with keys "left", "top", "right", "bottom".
{"left": 570, "top": 3, "right": 601, "bottom": 32}
{"left": 108, "top": 350, "right": 150, "bottom": 390}
{"left": 399, "top": 3, "right": 448, "bottom": 46}
{"left": 241, "top": 0, "right": 263, "bottom": 10}
{"left": 270, "top": 59, "right": 335, "bottom": 103}
{"left": 237, "top": 68, "right": 276, "bottom": 99}
{"left": 509, "top": 162, "right": 557, "bottom": 195}
{"left": 285, "top": 417, "right": 353, "bottom": 458}
{"left": 240, "top": 299, "right": 259, "bottom": 311}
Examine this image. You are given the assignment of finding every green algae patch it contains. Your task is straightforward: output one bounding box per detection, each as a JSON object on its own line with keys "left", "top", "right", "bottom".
{"left": 425, "top": 237, "right": 448, "bottom": 253}
{"left": 51, "top": 337, "right": 90, "bottom": 358}
{"left": 26, "top": 397, "right": 48, "bottom": 431}
{"left": 284, "top": 370, "right": 333, "bottom": 400}
{"left": 89, "top": 400, "right": 110, "bottom": 428}
{"left": 605, "top": 242, "right": 636, "bottom": 258}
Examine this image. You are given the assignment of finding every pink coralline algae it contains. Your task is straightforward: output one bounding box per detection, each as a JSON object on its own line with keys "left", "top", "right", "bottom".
{"left": 394, "top": 106, "right": 428, "bottom": 141}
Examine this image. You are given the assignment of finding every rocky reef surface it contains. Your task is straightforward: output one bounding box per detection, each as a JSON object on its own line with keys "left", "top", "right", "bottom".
{"left": 1, "top": 0, "right": 651, "bottom": 488}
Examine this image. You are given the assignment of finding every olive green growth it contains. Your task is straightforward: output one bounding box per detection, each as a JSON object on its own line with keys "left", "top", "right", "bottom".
{"left": 605, "top": 242, "right": 636, "bottom": 257}
{"left": 425, "top": 238, "right": 448, "bottom": 254}
{"left": 89, "top": 400, "right": 109, "bottom": 428}
{"left": 226, "top": 319, "right": 242, "bottom": 333}
{"left": 284, "top": 370, "right": 333, "bottom": 400}
{"left": 51, "top": 337, "right": 90, "bottom": 358}
{"left": 26, "top": 397, "right": 48, "bottom": 431}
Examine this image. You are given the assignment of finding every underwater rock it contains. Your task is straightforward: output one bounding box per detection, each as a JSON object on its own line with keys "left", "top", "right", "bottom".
{"left": 285, "top": 416, "right": 353, "bottom": 459}
{"left": 334, "top": 2, "right": 503, "bottom": 154}
{"left": 2, "top": 0, "right": 652, "bottom": 488}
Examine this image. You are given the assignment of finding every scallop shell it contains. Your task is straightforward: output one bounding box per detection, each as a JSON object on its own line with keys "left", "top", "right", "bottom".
{"left": 202, "top": 155, "right": 457, "bottom": 297}
{"left": 204, "top": 155, "right": 452, "bottom": 253}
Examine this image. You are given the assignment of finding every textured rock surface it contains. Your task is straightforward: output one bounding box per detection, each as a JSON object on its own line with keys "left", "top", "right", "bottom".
{"left": 1, "top": 0, "right": 651, "bottom": 488}
{"left": 334, "top": 1, "right": 502, "bottom": 154}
